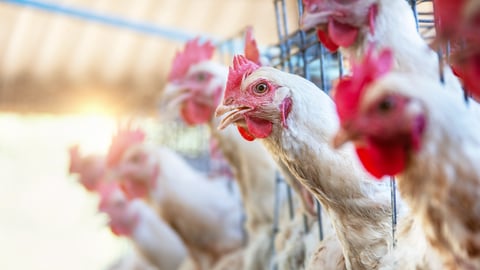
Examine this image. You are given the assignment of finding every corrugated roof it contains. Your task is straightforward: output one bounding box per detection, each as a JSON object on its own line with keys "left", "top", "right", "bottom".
{"left": 0, "top": 0, "right": 299, "bottom": 114}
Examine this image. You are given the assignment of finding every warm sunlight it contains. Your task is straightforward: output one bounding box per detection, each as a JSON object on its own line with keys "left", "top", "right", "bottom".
{"left": 65, "top": 114, "right": 117, "bottom": 155}
{"left": 0, "top": 113, "right": 126, "bottom": 270}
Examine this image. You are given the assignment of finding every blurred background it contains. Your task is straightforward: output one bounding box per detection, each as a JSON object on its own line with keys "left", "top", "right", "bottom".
{"left": 0, "top": 0, "right": 298, "bottom": 269}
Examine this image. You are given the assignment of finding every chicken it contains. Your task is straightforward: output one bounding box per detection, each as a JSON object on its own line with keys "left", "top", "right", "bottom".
{"left": 301, "top": 0, "right": 464, "bottom": 97}
{"left": 98, "top": 182, "right": 187, "bottom": 270}
{"left": 162, "top": 33, "right": 318, "bottom": 269}
{"left": 106, "top": 128, "right": 245, "bottom": 270}
{"left": 162, "top": 35, "right": 315, "bottom": 229}
{"left": 432, "top": 0, "right": 480, "bottom": 100}
{"left": 216, "top": 55, "right": 398, "bottom": 269}
{"left": 332, "top": 47, "right": 480, "bottom": 268}
{"left": 68, "top": 145, "right": 187, "bottom": 270}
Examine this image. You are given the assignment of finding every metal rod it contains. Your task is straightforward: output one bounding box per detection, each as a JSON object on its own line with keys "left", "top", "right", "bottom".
{"left": 273, "top": 0, "right": 288, "bottom": 71}
{"left": 270, "top": 171, "right": 283, "bottom": 270}
{"left": 390, "top": 177, "right": 397, "bottom": 248}
{"left": 297, "top": 0, "right": 310, "bottom": 80}
{"left": 319, "top": 45, "right": 328, "bottom": 91}
{"left": 1, "top": 0, "right": 207, "bottom": 42}
{"left": 338, "top": 53, "right": 344, "bottom": 78}
{"left": 316, "top": 200, "right": 324, "bottom": 241}
{"left": 280, "top": 0, "right": 294, "bottom": 73}
{"left": 286, "top": 184, "right": 295, "bottom": 220}
{"left": 409, "top": 0, "right": 419, "bottom": 32}
{"left": 437, "top": 48, "right": 445, "bottom": 85}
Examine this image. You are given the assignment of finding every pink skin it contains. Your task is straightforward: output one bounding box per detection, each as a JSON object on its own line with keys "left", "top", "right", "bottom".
{"left": 175, "top": 72, "right": 223, "bottom": 126}
{"left": 68, "top": 145, "right": 106, "bottom": 191}
{"left": 98, "top": 182, "right": 140, "bottom": 236}
{"left": 301, "top": 0, "right": 378, "bottom": 52}
{"left": 336, "top": 93, "right": 427, "bottom": 179}
{"left": 173, "top": 28, "right": 261, "bottom": 126}
{"left": 244, "top": 26, "right": 261, "bottom": 65}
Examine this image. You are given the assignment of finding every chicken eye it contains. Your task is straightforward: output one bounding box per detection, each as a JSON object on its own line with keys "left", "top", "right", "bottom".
{"left": 197, "top": 72, "right": 207, "bottom": 82}
{"left": 129, "top": 153, "right": 143, "bottom": 163}
{"left": 378, "top": 97, "right": 395, "bottom": 113}
{"left": 254, "top": 83, "right": 269, "bottom": 95}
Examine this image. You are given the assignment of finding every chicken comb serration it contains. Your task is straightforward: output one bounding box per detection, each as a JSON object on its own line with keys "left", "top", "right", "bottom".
{"left": 225, "top": 55, "right": 261, "bottom": 97}
{"left": 106, "top": 125, "right": 146, "bottom": 168}
{"left": 244, "top": 26, "right": 261, "bottom": 65}
{"left": 168, "top": 37, "right": 215, "bottom": 82}
{"left": 333, "top": 44, "right": 394, "bottom": 123}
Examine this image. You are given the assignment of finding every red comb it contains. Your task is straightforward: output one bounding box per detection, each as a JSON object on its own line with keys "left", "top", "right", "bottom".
{"left": 168, "top": 37, "right": 216, "bottom": 82}
{"left": 333, "top": 45, "right": 394, "bottom": 123}
{"left": 106, "top": 126, "right": 146, "bottom": 168}
{"left": 244, "top": 26, "right": 261, "bottom": 65}
{"left": 68, "top": 144, "right": 81, "bottom": 174}
{"left": 225, "top": 55, "right": 261, "bottom": 98}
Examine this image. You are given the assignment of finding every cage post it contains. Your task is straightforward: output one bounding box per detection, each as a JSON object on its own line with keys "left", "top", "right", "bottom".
{"left": 390, "top": 177, "right": 397, "bottom": 247}
{"left": 270, "top": 171, "right": 283, "bottom": 270}
{"left": 273, "top": 0, "right": 293, "bottom": 73}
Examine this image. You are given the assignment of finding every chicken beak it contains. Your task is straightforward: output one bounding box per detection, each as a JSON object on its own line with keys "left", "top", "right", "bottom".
{"left": 162, "top": 85, "right": 193, "bottom": 111}
{"left": 301, "top": 10, "right": 336, "bottom": 31}
{"left": 332, "top": 127, "right": 356, "bottom": 149}
{"left": 215, "top": 104, "right": 252, "bottom": 130}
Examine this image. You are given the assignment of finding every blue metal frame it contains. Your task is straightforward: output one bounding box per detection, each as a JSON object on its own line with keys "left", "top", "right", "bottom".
{"left": 1, "top": 0, "right": 216, "bottom": 42}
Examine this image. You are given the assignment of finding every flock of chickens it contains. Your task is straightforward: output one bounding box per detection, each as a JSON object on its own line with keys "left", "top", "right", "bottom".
{"left": 68, "top": 0, "right": 480, "bottom": 269}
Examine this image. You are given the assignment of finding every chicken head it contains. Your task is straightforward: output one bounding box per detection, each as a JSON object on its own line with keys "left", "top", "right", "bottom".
{"left": 301, "top": 0, "right": 378, "bottom": 52}
{"left": 332, "top": 47, "right": 427, "bottom": 179}
{"left": 216, "top": 55, "right": 292, "bottom": 141}
{"left": 163, "top": 38, "right": 224, "bottom": 125}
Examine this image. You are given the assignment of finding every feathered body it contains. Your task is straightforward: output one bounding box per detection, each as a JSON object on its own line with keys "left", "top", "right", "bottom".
{"left": 163, "top": 37, "right": 320, "bottom": 270}
{"left": 369, "top": 74, "right": 480, "bottom": 268}
{"left": 217, "top": 58, "right": 398, "bottom": 269}
{"left": 162, "top": 42, "right": 279, "bottom": 235}
{"left": 334, "top": 70, "right": 480, "bottom": 268}
{"left": 99, "top": 183, "right": 187, "bottom": 270}
{"left": 111, "top": 139, "right": 245, "bottom": 270}
{"left": 68, "top": 146, "right": 187, "bottom": 270}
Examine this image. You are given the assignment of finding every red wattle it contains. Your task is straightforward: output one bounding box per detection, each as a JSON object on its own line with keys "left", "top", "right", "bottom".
{"left": 245, "top": 116, "right": 273, "bottom": 139}
{"left": 237, "top": 126, "right": 255, "bottom": 141}
{"left": 355, "top": 143, "right": 407, "bottom": 179}
{"left": 316, "top": 29, "right": 339, "bottom": 52}
{"left": 180, "top": 99, "right": 213, "bottom": 125}
{"left": 328, "top": 19, "right": 359, "bottom": 47}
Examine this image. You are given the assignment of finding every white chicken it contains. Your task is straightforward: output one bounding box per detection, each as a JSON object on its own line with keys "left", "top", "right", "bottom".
{"left": 301, "top": 0, "right": 466, "bottom": 99}
{"left": 162, "top": 34, "right": 319, "bottom": 270}
{"left": 332, "top": 47, "right": 480, "bottom": 269}
{"left": 216, "top": 55, "right": 399, "bottom": 269}
{"left": 106, "top": 128, "right": 245, "bottom": 270}
{"left": 98, "top": 182, "right": 187, "bottom": 270}
{"left": 68, "top": 146, "right": 187, "bottom": 270}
